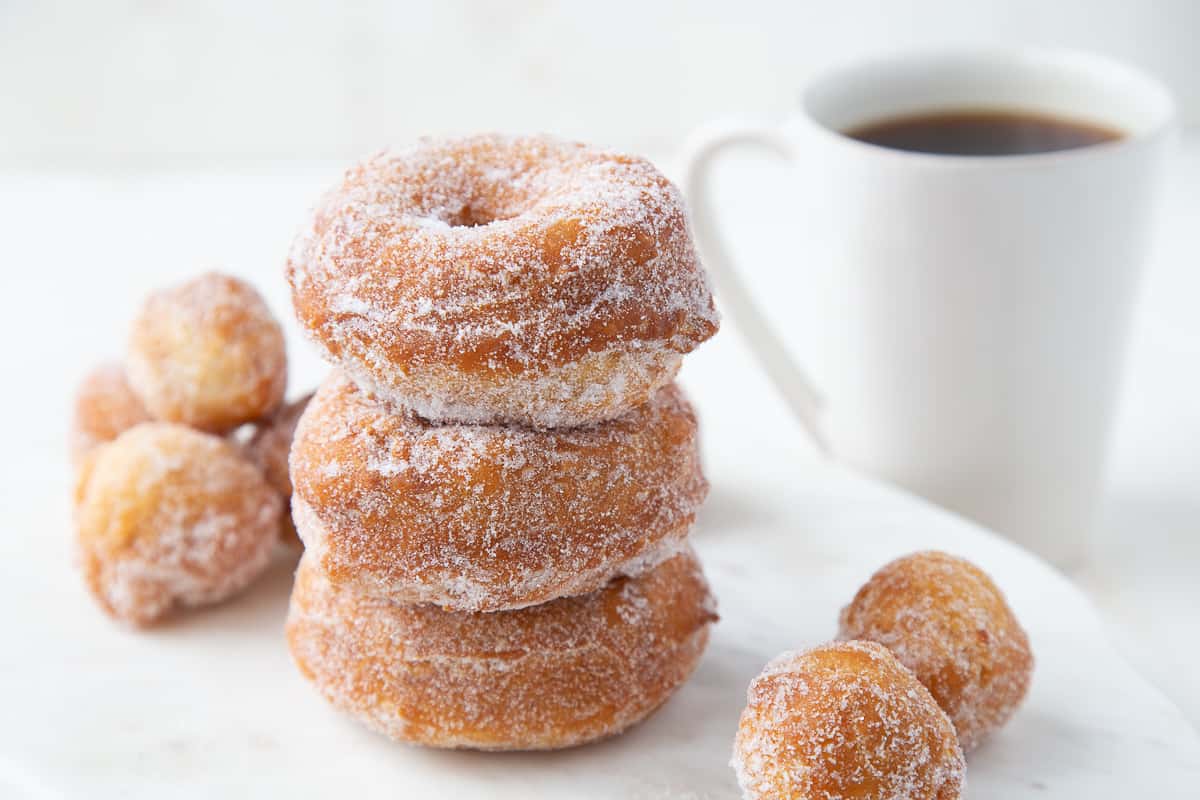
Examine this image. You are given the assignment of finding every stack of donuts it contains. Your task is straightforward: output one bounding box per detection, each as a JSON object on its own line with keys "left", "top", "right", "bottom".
{"left": 283, "top": 135, "right": 722, "bottom": 750}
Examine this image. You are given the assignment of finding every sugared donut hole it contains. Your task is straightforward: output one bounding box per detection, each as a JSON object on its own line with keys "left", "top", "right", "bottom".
{"left": 838, "top": 550, "right": 1034, "bottom": 752}
{"left": 733, "top": 641, "right": 965, "bottom": 800}
{"left": 73, "top": 423, "right": 282, "bottom": 626}
{"left": 243, "top": 392, "right": 312, "bottom": 547}
{"left": 70, "top": 363, "right": 152, "bottom": 465}
{"left": 126, "top": 272, "right": 287, "bottom": 433}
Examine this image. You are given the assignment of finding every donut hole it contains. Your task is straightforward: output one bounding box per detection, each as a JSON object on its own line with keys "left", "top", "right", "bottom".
{"left": 447, "top": 203, "right": 509, "bottom": 228}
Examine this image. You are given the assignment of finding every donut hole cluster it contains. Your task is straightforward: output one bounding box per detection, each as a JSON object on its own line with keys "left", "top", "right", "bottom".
{"left": 70, "top": 272, "right": 311, "bottom": 626}
{"left": 733, "top": 550, "right": 1033, "bottom": 800}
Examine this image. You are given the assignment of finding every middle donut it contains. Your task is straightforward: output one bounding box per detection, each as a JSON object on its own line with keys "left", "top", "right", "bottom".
{"left": 290, "top": 372, "right": 708, "bottom": 612}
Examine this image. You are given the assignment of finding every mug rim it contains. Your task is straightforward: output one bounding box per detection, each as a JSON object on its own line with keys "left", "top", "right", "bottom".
{"left": 798, "top": 46, "right": 1177, "bottom": 166}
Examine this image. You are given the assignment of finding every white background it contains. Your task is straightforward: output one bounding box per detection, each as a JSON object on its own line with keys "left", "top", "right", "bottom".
{"left": 2, "top": 0, "right": 1199, "bottom": 167}
{"left": 2, "top": 0, "right": 1196, "bottom": 733}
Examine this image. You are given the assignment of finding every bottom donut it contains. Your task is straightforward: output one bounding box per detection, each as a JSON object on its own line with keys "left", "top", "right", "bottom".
{"left": 286, "top": 548, "right": 717, "bottom": 751}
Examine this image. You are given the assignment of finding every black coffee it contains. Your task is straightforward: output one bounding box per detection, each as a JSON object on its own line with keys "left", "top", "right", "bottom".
{"left": 844, "top": 109, "right": 1123, "bottom": 156}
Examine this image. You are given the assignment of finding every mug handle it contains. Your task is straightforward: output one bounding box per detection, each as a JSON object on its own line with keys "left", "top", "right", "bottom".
{"left": 679, "top": 120, "right": 831, "bottom": 455}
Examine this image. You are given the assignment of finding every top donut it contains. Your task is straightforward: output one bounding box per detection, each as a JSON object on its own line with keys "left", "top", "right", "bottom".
{"left": 287, "top": 134, "right": 719, "bottom": 428}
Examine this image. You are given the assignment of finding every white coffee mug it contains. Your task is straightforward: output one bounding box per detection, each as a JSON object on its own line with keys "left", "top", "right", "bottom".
{"left": 681, "top": 48, "right": 1175, "bottom": 566}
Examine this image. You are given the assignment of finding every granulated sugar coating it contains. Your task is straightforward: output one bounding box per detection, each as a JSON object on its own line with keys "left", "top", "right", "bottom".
{"left": 286, "top": 134, "right": 719, "bottom": 428}
{"left": 73, "top": 423, "right": 282, "bottom": 627}
{"left": 733, "top": 641, "right": 965, "bottom": 800}
{"left": 70, "top": 362, "right": 152, "bottom": 465}
{"left": 289, "top": 372, "right": 708, "bottom": 611}
{"left": 127, "top": 272, "right": 287, "bottom": 433}
{"left": 838, "top": 551, "right": 1034, "bottom": 751}
{"left": 286, "top": 548, "right": 717, "bottom": 751}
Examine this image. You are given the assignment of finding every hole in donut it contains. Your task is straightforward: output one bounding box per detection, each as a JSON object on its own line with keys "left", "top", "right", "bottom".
{"left": 447, "top": 204, "right": 506, "bottom": 228}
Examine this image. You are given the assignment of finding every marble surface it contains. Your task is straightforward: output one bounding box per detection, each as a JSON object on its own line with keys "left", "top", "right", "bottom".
{"left": 1, "top": 153, "right": 1197, "bottom": 796}
{"left": 4, "top": 314, "right": 1200, "bottom": 797}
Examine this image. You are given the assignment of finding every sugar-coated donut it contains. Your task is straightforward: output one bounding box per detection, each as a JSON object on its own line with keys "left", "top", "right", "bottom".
{"left": 74, "top": 423, "right": 281, "bottom": 626}
{"left": 838, "top": 551, "right": 1034, "bottom": 751}
{"left": 286, "top": 134, "right": 719, "bottom": 428}
{"left": 70, "top": 363, "right": 151, "bottom": 465}
{"left": 127, "top": 272, "right": 287, "bottom": 432}
{"left": 733, "top": 641, "right": 965, "bottom": 800}
{"left": 289, "top": 372, "right": 707, "bottom": 611}
{"left": 245, "top": 392, "right": 312, "bottom": 545}
{"left": 286, "top": 548, "right": 716, "bottom": 751}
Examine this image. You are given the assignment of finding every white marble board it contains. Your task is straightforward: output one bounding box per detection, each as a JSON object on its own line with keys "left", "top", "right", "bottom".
{"left": 1, "top": 175, "right": 1197, "bottom": 798}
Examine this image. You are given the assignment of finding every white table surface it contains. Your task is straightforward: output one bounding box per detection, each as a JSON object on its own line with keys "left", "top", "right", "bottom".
{"left": 0, "top": 137, "right": 1196, "bottom": 791}
{"left": 8, "top": 375, "right": 1200, "bottom": 799}
{"left": 4, "top": 260, "right": 1199, "bottom": 797}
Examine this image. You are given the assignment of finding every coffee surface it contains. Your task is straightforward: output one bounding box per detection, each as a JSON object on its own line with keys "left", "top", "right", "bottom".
{"left": 845, "top": 109, "right": 1123, "bottom": 156}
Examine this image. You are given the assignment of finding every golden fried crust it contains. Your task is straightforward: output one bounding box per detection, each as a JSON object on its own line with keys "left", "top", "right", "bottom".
{"left": 245, "top": 393, "right": 312, "bottom": 546}
{"left": 286, "top": 134, "right": 718, "bottom": 427}
{"left": 733, "top": 642, "right": 965, "bottom": 800}
{"left": 127, "top": 272, "right": 287, "bottom": 433}
{"left": 838, "top": 551, "right": 1034, "bottom": 751}
{"left": 286, "top": 549, "right": 716, "bottom": 750}
{"left": 74, "top": 423, "right": 282, "bottom": 626}
{"left": 70, "top": 363, "right": 152, "bottom": 465}
{"left": 290, "top": 373, "right": 708, "bottom": 611}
